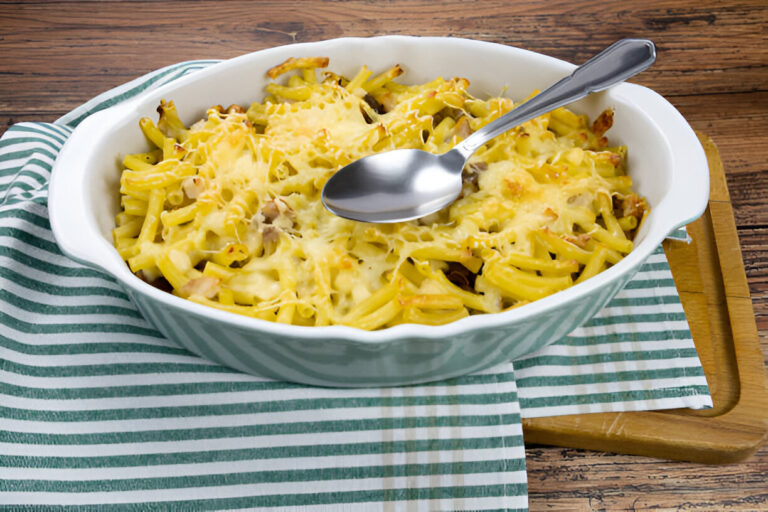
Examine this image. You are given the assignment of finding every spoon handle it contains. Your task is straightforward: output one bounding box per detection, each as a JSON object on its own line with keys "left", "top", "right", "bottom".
{"left": 454, "top": 39, "right": 656, "bottom": 159}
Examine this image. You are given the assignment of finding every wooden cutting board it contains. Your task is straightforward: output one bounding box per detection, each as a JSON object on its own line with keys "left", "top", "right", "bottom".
{"left": 522, "top": 133, "right": 768, "bottom": 464}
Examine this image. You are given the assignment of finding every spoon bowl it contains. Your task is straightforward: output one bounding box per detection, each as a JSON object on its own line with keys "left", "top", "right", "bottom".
{"left": 322, "top": 149, "right": 465, "bottom": 222}
{"left": 322, "top": 38, "right": 656, "bottom": 223}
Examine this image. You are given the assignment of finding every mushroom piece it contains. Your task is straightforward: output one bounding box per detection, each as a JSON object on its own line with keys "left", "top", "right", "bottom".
{"left": 180, "top": 276, "right": 220, "bottom": 299}
{"left": 181, "top": 176, "right": 205, "bottom": 199}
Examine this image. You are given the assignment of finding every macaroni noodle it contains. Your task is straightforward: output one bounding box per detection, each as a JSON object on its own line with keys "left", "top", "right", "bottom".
{"left": 113, "top": 57, "right": 648, "bottom": 329}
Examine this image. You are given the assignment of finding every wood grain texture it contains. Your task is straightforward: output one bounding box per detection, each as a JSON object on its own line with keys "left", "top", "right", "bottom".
{"left": 1, "top": 1, "right": 766, "bottom": 509}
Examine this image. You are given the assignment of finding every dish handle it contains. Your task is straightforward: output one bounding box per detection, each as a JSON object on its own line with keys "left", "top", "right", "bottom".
{"left": 623, "top": 83, "right": 710, "bottom": 234}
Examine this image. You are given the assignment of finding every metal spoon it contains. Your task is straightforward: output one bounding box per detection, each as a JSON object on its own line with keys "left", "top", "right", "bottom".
{"left": 321, "top": 38, "right": 656, "bottom": 223}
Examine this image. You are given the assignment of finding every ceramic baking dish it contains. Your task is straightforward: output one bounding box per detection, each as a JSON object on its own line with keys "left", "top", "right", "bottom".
{"left": 48, "top": 36, "right": 709, "bottom": 387}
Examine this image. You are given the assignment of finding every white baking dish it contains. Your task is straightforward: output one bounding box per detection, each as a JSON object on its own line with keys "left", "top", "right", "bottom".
{"left": 48, "top": 36, "right": 709, "bottom": 386}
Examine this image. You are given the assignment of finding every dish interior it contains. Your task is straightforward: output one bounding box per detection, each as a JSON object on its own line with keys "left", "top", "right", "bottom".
{"left": 78, "top": 37, "right": 676, "bottom": 329}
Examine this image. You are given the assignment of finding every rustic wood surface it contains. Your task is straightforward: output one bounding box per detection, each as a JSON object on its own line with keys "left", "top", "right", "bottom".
{"left": 1, "top": 1, "right": 766, "bottom": 509}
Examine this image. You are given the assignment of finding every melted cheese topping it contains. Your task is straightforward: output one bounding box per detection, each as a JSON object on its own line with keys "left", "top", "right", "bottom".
{"left": 113, "top": 62, "right": 647, "bottom": 329}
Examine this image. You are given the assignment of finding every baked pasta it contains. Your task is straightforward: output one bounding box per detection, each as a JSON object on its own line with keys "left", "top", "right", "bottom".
{"left": 112, "top": 57, "right": 648, "bottom": 330}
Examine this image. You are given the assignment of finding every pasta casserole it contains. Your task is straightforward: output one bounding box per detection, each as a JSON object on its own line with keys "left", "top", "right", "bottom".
{"left": 112, "top": 56, "right": 648, "bottom": 330}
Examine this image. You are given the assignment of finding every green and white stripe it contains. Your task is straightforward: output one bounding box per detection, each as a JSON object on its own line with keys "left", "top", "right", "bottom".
{"left": 0, "top": 60, "right": 709, "bottom": 509}
{"left": 515, "top": 246, "right": 711, "bottom": 417}
{"left": 0, "top": 367, "right": 527, "bottom": 510}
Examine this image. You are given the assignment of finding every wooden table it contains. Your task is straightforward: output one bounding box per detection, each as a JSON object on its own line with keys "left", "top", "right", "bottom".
{"left": 2, "top": 1, "right": 766, "bottom": 509}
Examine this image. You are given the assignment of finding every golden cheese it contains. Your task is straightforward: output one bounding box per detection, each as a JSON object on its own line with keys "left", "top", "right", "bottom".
{"left": 112, "top": 59, "right": 648, "bottom": 330}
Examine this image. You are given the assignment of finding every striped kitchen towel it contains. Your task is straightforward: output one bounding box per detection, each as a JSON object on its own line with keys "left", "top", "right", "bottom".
{"left": 0, "top": 60, "right": 710, "bottom": 510}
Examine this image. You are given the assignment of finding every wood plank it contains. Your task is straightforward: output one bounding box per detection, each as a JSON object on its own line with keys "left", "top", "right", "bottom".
{"left": 2, "top": 1, "right": 767, "bottom": 509}
{"left": 526, "top": 447, "right": 768, "bottom": 510}
{"left": 1, "top": 0, "right": 766, "bottom": 114}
